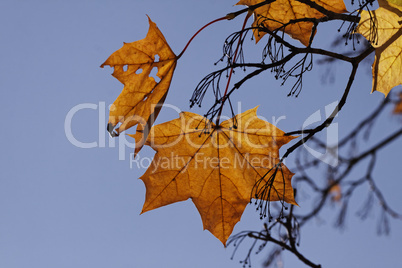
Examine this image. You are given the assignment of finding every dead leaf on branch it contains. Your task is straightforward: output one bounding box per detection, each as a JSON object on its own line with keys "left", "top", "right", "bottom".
{"left": 101, "top": 16, "right": 177, "bottom": 156}
{"left": 356, "top": 7, "right": 402, "bottom": 96}
{"left": 236, "top": 0, "right": 347, "bottom": 46}
{"left": 139, "top": 107, "right": 297, "bottom": 245}
{"left": 328, "top": 180, "right": 342, "bottom": 202}
{"left": 394, "top": 93, "right": 402, "bottom": 114}
{"left": 378, "top": 0, "right": 402, "bottom": 13}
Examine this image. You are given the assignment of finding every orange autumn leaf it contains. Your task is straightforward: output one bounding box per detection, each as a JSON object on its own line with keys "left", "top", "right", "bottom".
{"left": 237, "top": 0, "right": 347, "bottom": 46}
{"left": 101, "top": 16, "right": 177, "bottom": 155}
{"left": 356, "top": 7, "right": 402, "bottom": 96}
{"left": 394, "top": 93, "right": 402, "bottom": 114}
{"left": 140, "top": 107, "right": 297, "bottom": 245}
{"left": 328, "top": 180, "right": 342, "bottom": 202}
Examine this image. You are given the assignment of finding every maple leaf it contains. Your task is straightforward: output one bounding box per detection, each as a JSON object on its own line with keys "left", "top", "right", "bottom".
{"left": 328, "top": 180, "right": 342, "bottom": 202}
{"left": 236, "top": 0, "right": 347, "bottom": 46}
{"left": 394, "top": 92, "right": 402, "bottom": 114}
{"left": 139, "top": 107, "right": 296, "bottom": 245}
{"left": 101, "top": 16, "right": 177, "bottom": 155}
{"left": 356, "top": 6, "right": 402, "bottom": 96}
{"left": 378, "top": 0, "right": 402, "bottom": 12}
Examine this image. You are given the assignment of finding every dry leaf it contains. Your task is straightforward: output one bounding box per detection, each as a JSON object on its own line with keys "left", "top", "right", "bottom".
{"left": 328, "top": 180, "right": 342, "bottom": 202}
{"left": 356, "top": 7, "right": 402, "bottom": 96}
{"left": 379, "top": 0, "right": 402, "bottom": 12}
{"left": 237, "top": 0, "right": 347, "bottom": 46}
{"left": 101, "top": 16, "right": 177, "bottom": 155}
{"left": 140, "top": 107, "right": 296, "bottom": 245}
{"left": 394, "top": 93, "right": 402, "bottom": 114}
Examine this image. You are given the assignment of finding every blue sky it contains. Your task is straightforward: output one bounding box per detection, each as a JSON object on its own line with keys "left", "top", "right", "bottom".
{"left": 1, "top": 0, "right": 401, "bottom": 267}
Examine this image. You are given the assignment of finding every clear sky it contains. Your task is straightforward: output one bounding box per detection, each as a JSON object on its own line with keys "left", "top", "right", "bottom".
{"left": 1, "top": 1, "right": 401, "bottom": 267}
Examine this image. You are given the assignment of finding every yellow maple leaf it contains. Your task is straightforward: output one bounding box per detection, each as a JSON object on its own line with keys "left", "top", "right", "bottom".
{"left": 378, "top": 0, "right": 402, "bottom": 12}
{"left": 356, "top": 7, "right": 402, "bottom": 96}
{"left": 237, "top": 0, "right": 347, "bottom": 46}
{"left": 101, "top": 16, "right": 177, "bottom": 155}
{"left": 139, "top": 107, "right": 296, "bottom": 245}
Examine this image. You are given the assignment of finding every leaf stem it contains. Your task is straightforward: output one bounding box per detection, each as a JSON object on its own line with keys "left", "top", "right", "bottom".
{"left": 215, "top": 12, "right": 251, "bottom": 126}
{"left": 177, "top": 16, "right": 229, "bottom": 60}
